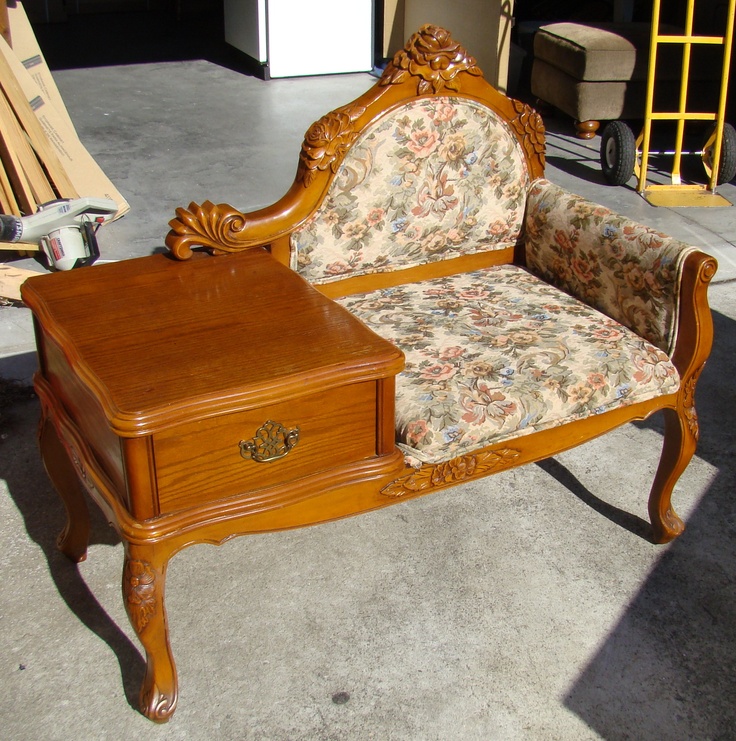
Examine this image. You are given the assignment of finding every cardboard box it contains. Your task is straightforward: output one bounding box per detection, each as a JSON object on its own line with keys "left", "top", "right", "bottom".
{"left": 7, "top": 2, "right": 75, "bottom": 130}
{"left": 1, "top": 5, "right": 130, "bottom": 217}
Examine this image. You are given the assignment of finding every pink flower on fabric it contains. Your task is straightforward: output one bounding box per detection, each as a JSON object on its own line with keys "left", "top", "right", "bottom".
{"left": 554, "top": 229, "right": 577, "bottom": 253}
{"left": 571, "top": 256, "right": 595, "bottom": 283}
{"left": 420, "top": 363, "right": 456, "bottom": 381}
{"left": 408, "top": 128, "right": 440, "bottom": 157}
{"left": 439, "top": 346, "right": 464, "bottom": 360}
{"left": 406, "top": 419, "right": 429, "bottom": 445}
{"left": 588, "top": 372, "right": 607, "bottom": 390}
{"left": 459, "top": 288, "right": 491, "bottom": 301}
{"left": 325, "top": 260, "right": 351, "bottom": 275}
{"left": 593, "top": 326, "right": 624, "bottom": 342}
{"left": 366, "top": 208, "right": 385, "bottom": 226}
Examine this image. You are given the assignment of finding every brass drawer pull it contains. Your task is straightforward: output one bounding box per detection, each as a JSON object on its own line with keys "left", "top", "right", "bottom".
{"left": 239, "top": 420, "right": 300, "bottom": 463}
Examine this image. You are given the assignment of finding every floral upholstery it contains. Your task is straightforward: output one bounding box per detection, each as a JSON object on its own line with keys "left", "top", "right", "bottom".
{"left": 525, "top": 179, "right": 695, "bottom": 354}
{"left": 336, "top": 265, "right": 679, "bottom": 464}
{"left": 292, "top": 97, "right": 529, "bottom": 284}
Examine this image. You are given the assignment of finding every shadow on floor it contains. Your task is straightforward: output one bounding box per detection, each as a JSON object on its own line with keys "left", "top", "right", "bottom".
{"left": 563, "top": 306, "right": 736, "bottom": 738}
{"left": 0, "top": 392, "right": 146, "bottom": 713}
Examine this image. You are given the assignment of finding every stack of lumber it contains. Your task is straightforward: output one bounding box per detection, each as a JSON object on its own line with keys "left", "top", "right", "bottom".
{"left": 0, "top": 1, "right": 128, "bottom": 253}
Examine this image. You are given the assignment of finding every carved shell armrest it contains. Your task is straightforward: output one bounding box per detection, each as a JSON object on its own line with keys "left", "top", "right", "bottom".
{"left": 166, "top": 201, "right": 258, "bottom": 260}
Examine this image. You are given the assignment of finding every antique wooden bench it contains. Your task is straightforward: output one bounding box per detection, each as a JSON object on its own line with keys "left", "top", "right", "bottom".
{"left": 22, "top": 25, "right": 716, "bottom": 722}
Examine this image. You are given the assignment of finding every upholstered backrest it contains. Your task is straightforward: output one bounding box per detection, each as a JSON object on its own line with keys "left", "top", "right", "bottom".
{"left": 291, "top": 96, "right": 530, "bottom": 285}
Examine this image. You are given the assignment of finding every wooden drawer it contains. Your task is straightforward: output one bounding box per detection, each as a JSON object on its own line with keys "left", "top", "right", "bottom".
{"left": 153, "top": 381, "right": 379, "bottom": 514}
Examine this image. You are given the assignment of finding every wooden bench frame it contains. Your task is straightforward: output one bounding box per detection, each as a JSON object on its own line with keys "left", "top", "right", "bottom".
{"left": 24, "top": 25, "right": 716, "bottom": 723}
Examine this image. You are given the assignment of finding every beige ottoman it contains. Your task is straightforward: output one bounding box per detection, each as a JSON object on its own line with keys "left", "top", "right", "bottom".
{"left": 531, "top": 22, "right": 663, "bottom": 139}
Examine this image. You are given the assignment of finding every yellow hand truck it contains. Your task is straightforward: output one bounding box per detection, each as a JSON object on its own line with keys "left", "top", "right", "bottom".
{"left": 600, "top": 0, "right": 736, "bottom": 206}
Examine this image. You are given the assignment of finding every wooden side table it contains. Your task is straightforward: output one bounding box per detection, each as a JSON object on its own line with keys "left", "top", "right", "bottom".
{"left": 22, "top": 249, "right": 404, "bottom": 722}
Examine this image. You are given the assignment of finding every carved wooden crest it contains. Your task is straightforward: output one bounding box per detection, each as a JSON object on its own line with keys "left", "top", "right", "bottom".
{"left": 380, "top": 24, "right": 483, "bottom": 94}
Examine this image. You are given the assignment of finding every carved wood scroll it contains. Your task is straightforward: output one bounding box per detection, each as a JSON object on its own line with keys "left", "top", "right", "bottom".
{"left": 167, "top": 201, "right": 249, "bottom": 260}
{"left": 380, "top": 24, "right": 483, "bottom": 94}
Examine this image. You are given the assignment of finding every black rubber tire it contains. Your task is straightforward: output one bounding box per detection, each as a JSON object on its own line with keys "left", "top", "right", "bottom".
{"left": 703, "top": 122, "right": 736, "bottom": 185}
{"left": 600, "top": 121, "right": 637, "bottom": 186}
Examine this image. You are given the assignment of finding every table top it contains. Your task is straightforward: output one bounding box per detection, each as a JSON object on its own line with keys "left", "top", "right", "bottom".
{"left": 23, "top": 249, "right": 404, "bottom": 433}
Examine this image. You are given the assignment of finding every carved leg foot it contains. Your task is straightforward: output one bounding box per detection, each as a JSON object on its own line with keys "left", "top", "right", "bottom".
{"left": 39, "top": 416, "right": 90, "bottom": 563}
{"left": 123, "top": 545, "right": 178, "bottom": 722}
{"left": 575, "top": 120, "right": 600, "bottom": 139}
{"left": 648, "top": 407, "right": 697, "bottom": 543}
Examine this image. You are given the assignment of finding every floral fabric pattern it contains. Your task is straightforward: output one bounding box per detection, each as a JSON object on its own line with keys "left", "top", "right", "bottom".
{"left": 525, "top": 179, "right": 694, "bottom": 354}
{"left": 292, "top": 97, "right": 529, "bottom": 284}
{"left": 337, "top": 265, "right": 679, "bottom": 463}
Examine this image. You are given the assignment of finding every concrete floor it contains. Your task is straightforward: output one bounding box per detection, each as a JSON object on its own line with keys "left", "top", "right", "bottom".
{"left": 1, "top": 10, "right": 735, "bottom": 740}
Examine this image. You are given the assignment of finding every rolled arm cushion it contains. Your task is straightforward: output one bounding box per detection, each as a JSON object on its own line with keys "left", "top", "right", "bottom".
{"left": 292, "top": 97, "right": 530, "bottom": 284}
{"left": 336, "top": 265, "right": 679, "bottom": 464}
{"left": 524, "top": 179, "right": 695, "bottom": 354}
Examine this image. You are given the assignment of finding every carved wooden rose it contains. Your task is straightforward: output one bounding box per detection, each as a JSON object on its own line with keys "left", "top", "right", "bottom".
{"left": 381, "top": 24, "right": 482, "bottom": 94}
{"left": 298, "top": 104, "right": 365, "bottom": 186}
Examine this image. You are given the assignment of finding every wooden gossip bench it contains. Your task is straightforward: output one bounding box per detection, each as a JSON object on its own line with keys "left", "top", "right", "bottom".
{"left": 22, "top": 26, "right": 716, "bottom": 722}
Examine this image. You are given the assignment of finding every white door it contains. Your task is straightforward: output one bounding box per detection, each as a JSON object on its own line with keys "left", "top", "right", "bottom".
{"left": 267, "top": 0, "right": 373, "bottom": 78}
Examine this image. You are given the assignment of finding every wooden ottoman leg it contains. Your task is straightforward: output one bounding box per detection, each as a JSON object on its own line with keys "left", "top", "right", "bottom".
{"left": 123, "top": 544, "right": 178, "bottom": 722}
{"left": 576, "top": 120, "right": 600, "bottom": 139}
{"left": 648, "top": 406, "right": 697, "bottom": 544}
{"left": 38, "top": 416, "right": 90, "bottom": 563}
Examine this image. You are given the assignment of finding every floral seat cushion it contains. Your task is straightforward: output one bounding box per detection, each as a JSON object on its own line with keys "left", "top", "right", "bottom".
{"left": 292, "top": 97, "right": 529, "bottom": 284}
{"left": 336, "top": 265, "right": 680, "bottom": 464}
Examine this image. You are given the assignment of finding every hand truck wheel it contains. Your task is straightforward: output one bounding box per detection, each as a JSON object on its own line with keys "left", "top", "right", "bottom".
{"left": 702, "top": 122, "right": 736, "bottom": 185}
{"left": 600, "top": 121, "right": 637, "bottom": 186}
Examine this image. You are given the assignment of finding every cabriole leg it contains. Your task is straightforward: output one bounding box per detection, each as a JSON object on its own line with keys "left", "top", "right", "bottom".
{"left": 648, "top": 406, "right": 698, "bottom": 544}
{"left": 122, "top": 545, "right": 178, "bottom": 722}
{"left": 38, "top": 416, "right": 90, "bottom": 563}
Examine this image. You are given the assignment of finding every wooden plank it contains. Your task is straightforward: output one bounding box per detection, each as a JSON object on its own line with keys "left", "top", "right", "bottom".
{"left": 0, "top": 150, "right": 20, "bottom": 214}
{"left": 0, "top": 87, "right": 57, "bottom": 205}
{"left": 0, "top": 84, "right": 56, "bottom": 208}
{"left": 0, "top": 87, "right": 36, "bottom": 213}
{"left": 0, "top": 34, "right": 78, "bottom": 198}
{"left": 0, "top": 1, "right": 9, "bottom": 47}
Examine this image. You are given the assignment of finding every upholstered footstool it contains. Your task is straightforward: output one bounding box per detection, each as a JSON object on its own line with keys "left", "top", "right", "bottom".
{"left": 531, "top": 22, "right": 654, "bottom": 139}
